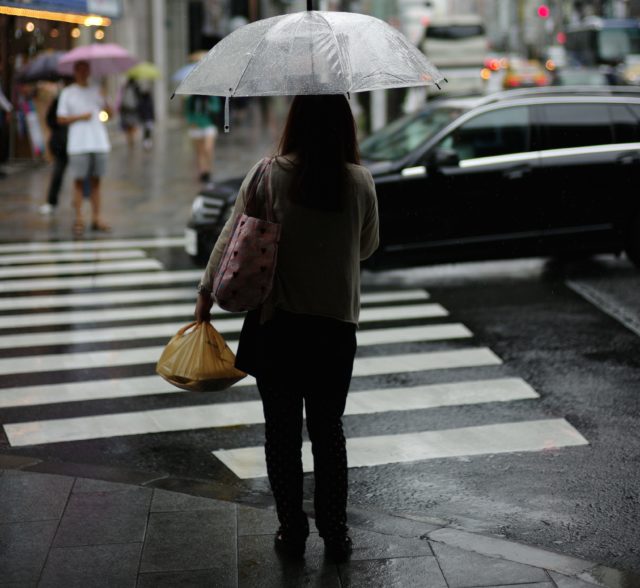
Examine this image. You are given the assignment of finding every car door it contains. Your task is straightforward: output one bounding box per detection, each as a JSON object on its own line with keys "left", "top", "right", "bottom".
{"left": 377, "top": 105, "right": 540, "bottom": 266}
{"left": 532, "top": 100, "right": 635, "bottom": 249}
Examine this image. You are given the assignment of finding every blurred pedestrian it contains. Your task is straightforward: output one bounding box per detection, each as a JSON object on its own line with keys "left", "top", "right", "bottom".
{"left": 137, "top": 85, "right": 155, "bottom": 150}
{"left": 185, "top": 95, "right": 221, "bottom": 184}
{"left": 194, "top": 95, "right": 379, "bottom": 562}
{"left": 0, "top": 84, "right": 12, "bottom": 178}
{"left": 57, "top": 60, "right": 111, "bottom": 237}
{"left": 40, "top": 79, "right": 71, "bottom": 215}
{"left": 119, "top": 77, "right": 140, "bottom": 148}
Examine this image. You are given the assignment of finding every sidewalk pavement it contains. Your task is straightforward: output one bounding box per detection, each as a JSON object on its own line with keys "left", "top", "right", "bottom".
{"left": 1, "top": 455, "right": 637, "bottom": 588}
{"left": 0, "top": 115, "right": 276, "bottom": 243}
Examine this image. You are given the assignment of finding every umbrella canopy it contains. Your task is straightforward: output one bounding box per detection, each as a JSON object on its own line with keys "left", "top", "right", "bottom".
{"left": 58, "top": 43, "right": 138, "bottom": 77}
{"left": 127, "top": 61, "right": 161, "bottom": 80}
{"left": 17, "top": 51, "right": 67, "bottom": 83}
{"left": 171, "top": 63, "right": 196, "bottom": 84}
{"left": 175, "top": 10, "right": 445, "bottom": 99}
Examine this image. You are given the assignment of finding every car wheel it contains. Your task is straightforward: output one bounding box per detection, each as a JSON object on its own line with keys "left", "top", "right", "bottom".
{"left": 624, "top": 211, "right": 640, "bottom": 269}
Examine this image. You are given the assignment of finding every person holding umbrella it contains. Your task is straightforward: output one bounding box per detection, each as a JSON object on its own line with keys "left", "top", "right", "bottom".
{"left": 183, "top": 3, "right": 443, "bottom": 562}
{"left": 57, "top": 60, "right": 111, "bottom": 236}
{"left": 195, "top": 94, "right": 379, "bottom": 561}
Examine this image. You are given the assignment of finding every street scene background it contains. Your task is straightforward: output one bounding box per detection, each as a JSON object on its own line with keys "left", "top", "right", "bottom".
{"left": 1, "top": 0, "right": 640, "bottom": 584}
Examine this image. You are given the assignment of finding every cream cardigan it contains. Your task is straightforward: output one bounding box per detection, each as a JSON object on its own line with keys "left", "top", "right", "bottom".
{"left": 200, "top": 155, "right": 379, "bottom": 324}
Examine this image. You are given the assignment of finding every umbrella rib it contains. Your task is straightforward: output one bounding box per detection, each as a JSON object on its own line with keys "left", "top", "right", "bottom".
{"left": 315, "top": 12, "right": 353, "bottom": 92}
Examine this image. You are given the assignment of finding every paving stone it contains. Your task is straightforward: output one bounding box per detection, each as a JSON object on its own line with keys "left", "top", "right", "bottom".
{"left": 72, "top": 477, "right": 136, "bottom": 493}
{"left": 137, "top": 568, "right": 237, "bottom": 588}
{"left": 0, "top": 470, "right": 72, "bottom": 523}
{"left": 348, "top": 526, "right": 433, "bottom": 561}
{"left": 26, "top": 460, "right": 165, "bottom": 486}
{"left": 238, "top": 533, "right": 340, "bottom": 588}
{"left": 577, "top": 565, "right": 640, "bottom": 588}
{"left": 53, "top": 485, "right": 152, "bottom": 547}
{"left": 549, "top": 571, "right": 602, "bottom": 588}
{"left": 431, "top": 541, "right": 549, "bottom": 587}
{"left": 237, "top": 504, "right": 279, "bottom": 536}
{"left": 0, "top": 520, "right": 57, "bottom": 584}
{"left": 39, "top": 543, "right": 141, "bottom": 588}
{"left": 428, "top": 528, "right": 594, "bottom": 576}
{"left": 139, "top": 509, "right": 236, "bottom": 574}
{"left": 338, "top": 556, "right": 447, "bottom": 588}
{"left": 478, "top": 584, "right": 554, "bottom": 588}
{"left": 150, "top": 488, "right": 236, "bottom": 513}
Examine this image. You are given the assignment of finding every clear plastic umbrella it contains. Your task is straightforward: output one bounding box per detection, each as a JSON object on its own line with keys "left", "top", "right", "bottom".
{"left": 174, "top": 8, "right": 445, "bottom": 131}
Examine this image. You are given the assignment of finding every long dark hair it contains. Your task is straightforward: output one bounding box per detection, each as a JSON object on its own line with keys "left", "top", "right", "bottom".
{"left": 277, "top": 94, "right": 360, "bottom": 212}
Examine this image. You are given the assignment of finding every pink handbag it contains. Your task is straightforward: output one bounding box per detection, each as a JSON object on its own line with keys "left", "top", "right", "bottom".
{"left": 213, "top": 158, "right": 281, "bottom": 312}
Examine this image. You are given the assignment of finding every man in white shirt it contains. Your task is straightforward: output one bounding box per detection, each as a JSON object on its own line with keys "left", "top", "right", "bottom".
{"left": 57, "top": 60, "right": 111, "bottom": 236}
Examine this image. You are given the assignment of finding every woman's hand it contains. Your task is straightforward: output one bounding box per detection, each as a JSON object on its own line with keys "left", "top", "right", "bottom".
{"left": 194, "top": 292, "right": 214, "bottom": 323}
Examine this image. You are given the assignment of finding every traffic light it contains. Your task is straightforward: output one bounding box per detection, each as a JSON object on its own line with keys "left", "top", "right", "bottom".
{"left": 537, "top": 4, "right": 550, "bottom": 18}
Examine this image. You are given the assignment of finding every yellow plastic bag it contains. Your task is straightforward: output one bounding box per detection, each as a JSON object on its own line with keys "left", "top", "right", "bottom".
{"left": 156, "top": 322, "right": 246, "bottom": 392}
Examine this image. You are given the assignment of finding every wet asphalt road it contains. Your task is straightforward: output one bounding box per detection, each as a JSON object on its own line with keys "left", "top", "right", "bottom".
{"left": 1, "top": 121, "right": 639, "bottom": 574}
{"left": 0, "top": 248, "right": 638, "bottom": 573}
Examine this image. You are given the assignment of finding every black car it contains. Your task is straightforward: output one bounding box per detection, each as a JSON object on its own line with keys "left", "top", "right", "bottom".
{"left": 185, "top": 87, "right": 640, "bottom": 270}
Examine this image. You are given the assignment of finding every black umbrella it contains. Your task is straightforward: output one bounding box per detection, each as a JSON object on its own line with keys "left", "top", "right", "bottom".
{"left": 16, "top": 52, "right": 67, "bottom": 83}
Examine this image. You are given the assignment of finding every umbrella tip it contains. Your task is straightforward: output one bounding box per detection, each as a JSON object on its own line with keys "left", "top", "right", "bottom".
{"left": 170, "top": 92, "right": 175, "bottom": 100}
{"left": 307, "top": 0, "right": 313, "bottom": 9}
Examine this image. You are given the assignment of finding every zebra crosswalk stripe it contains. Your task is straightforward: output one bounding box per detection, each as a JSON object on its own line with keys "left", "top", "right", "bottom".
{"left": 0, "top": 346, "right": 498, "bottom": 378}
{"left": 0, "top": 237, "right": 185, "bottom": 254}
{"left": 0, "top": 249, "right": 147, "bottom": 265}
{"left": 0, "top": 258, "right": 164, "bottom": 279}
{"left": 213, "top": 419, "right": 589, "bottom": 479}
{"left": 2, "top": 378, "right": 538, "bottom": 446}
{"left": 0, "top": 302, "right": 447, "bottom": 329}
{"left": 0, "top": 287, "right": 429, "bottom": 312}
{"left": 0, "top": 322, "right": 471, "bottom": 351}
{"left": 0, "top": 269, "right": 203, "bottom": 293}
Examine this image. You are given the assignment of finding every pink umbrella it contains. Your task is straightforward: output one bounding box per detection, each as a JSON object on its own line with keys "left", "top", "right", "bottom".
{"left": 58, "top": 43, "right": 139, "bottom": 77}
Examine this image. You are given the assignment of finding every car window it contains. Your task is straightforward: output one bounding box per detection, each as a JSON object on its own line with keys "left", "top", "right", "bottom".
{"left": 609, "top": 104, "right": 640, "bottom": 143}
{"left": 538, "top": 103, "right": 613, "bottom": 150}
{"left": 437, "top": 106, "right": 530, "bottom": 161}
{"left": 360, "top": 106, "right": 464, "bottom": 162}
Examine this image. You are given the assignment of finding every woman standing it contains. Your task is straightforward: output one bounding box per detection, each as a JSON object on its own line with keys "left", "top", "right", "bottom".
{"left": 195, "top": 95, "right": 379, "bottom": 561}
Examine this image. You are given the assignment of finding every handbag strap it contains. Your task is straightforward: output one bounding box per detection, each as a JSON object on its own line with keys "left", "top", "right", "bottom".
{"left": 244, "top": 157, "right": 276, "bottom": 222}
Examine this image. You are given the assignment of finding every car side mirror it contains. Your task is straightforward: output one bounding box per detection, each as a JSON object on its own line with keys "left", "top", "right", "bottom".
{"left": 429, "top": 148, "right": 460, "bottom": 170}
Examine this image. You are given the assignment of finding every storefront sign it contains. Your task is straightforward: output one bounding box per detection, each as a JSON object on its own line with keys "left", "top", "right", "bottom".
{"left": 87, "top": 0, "right": 121, "bottom": 18}
{"left": 0, "top": 0, "right": 122, "bottom": 17}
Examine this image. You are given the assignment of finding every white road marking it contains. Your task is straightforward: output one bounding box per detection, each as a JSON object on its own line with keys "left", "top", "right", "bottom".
{"left": 0, "top": 375, "right": 179, "bottom": 409}
{"left": 360, "top": 290, "right": 429, "bottom": 303}
{"left": 0, "top": 346, "right": 497, "bottom": 379}
{"left": 0, "top": 270, "right": 203, "bottom": 293}
{"left": 0, "top": 288, "right": 428, "bottom": 312}
{"left": 0, "top": 259, "right": 163, "bottom": 279}
{"left": 0, "top": 289, "right": 197, "bottom": 311}
{"left": 2, "top": 378, "right": 537, "bottom": 445}
{"left": 0, "top": 303, "right": 208, "bottom": 329}
{"left": 0, "top": 302, "right": 446, "bottom": 329}
{"left": 0, "top": 321, "right": 470, "bottom": 351}
{"left": 0, "top": 237, "right": 185, "bottom": 254}
{"left": 0, "top": 249, "right": 147, "bottom": 266}
{"left": 213, "top": 419, "right": 589, "bottom": 479}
